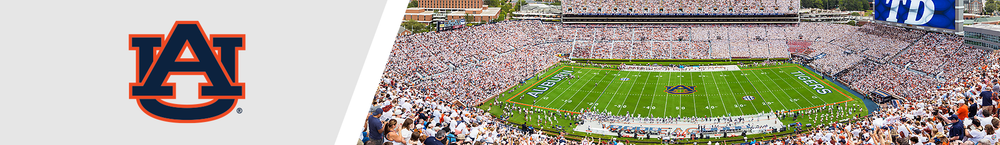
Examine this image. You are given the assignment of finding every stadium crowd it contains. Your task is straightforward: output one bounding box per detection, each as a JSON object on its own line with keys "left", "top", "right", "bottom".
{"left": 838, "top": 60, "right": 939, "bottom": 98}
{"left": 573, "top": 41, "right": 712, "bottom": 59}
{"left": 562, "top": 0, "right": 799, "bottom": 15}
{"left": 385, "top": 21, "right": 571, "bottom": 106}
{"left": 363, "top": 81, "right": 583, "bottom": 145}
{"left": 366, "top": 19, "right": 1000, "bottom": 144}
{"left": 892, "top": 33, "right": 964, "bottom": 73}
{"left": 565, "top": 23, "right": 910, "bottom": 60}
{"left": 806, "top": 42, "right": 864, "bottom": 75}
{"left": 833, "top": 23, "right": 926, "bottom": 62}
{"left": 769, "top": 47, "right": 999, "bottom": 145}
{"left": 938, "top": 47, "right": 991, "bottom": 81}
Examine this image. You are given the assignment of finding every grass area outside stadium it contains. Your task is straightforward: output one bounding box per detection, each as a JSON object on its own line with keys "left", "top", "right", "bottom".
{"left": 477, "top": 62, "right": 869, "bottom": 144}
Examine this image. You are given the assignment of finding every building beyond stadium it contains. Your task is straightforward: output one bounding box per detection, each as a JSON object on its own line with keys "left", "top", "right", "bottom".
{"left": 965, "top": 24, "right": 1000, "bottom": 50}
{"left": 416, "top": 0, "right": 481, "bottom": 9}
{"left": 402, "top": 0, "right": 500, "bottom": 23}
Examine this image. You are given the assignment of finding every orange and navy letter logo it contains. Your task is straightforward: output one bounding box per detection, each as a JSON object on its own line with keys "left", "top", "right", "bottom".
{"left": 665, "top": 85, "right": 696, "bottom": 95}
{"left": 129, "top": 21, "right": 245, "bottom": 123}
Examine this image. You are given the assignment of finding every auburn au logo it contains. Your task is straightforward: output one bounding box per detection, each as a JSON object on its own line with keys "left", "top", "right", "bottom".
{"left": 129, "top": 21, "right": 245, "bottom": 123}
{"left": 665, "top": 85, "right": 696, "bottom": 95}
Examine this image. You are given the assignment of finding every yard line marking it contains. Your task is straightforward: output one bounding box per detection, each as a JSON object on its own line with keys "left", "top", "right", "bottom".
{"left": 545, "top": 85, "right": 813, "bottom": 98}
{"left": 616, "top": 71, "right": 642, "bottom": 116}
{"left": 538, "top": 68, "right": 583, "bottom": 107}
{"left": 662, "top": 67, "right": 672, "bottom": 118}
{"left": 725, "top": 71, "right": 762, "bottom": 114}
{"left": 507, "top": 65, "right": 565, "bottom": 102}
{"left": 601, "top": 72, "right": 631, "bottom": 115}
{"left": 709, "top": 71, "right": 739, "bottom": 115}
{"left": 782, "top": 65, "right": 856, "bottom": 112}
{"left": 545, "top": 69, "right": 595, "bottom": 107}
{"left": 793, "top": 66, "right": 853, "bottom": 101}
{"left": 634, "top": 72, "right": 651, "bottom": 116}
{"left": 775, "top": 67, "right": 848, "bottom": 112}
{"left": 735, "top": 70, "right": 777, "bottom": 112}
{"left": 501, "top": 64, "right": 846, "bottom": 118}
{"left": 746, "top": 69, "right": 798, "bottom": 111}
{"left": 568, "top": 69, "right": 613, "bottom": 110}
{"left": 675, "top": 72, "right": 685, "bottom": 117}
{"left": 776, "top": 68, "right": 830, "bottom": 104}
{"left": 503, "top": 65, "right": 579, "bottom": 113}
{"left": 688, "top": 72, "right": 697, "bottom": 117}
{"left": 765, "top": 68, "right": 820, "bottom": 107}
{"left": 759, "top": 69, "right": 811, "bottom": 109}
{"left": 565, "top": 76, "right": 806, "bottom": 86}
{"left": 699, "top": 71, "right": 717, "bottom": 117}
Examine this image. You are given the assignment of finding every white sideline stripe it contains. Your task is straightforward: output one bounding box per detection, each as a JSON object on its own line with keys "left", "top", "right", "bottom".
{"left": 542, "top": 68, "right": 588, "bottom": 107}
{"left": 773, "top": 69, "right": 831, "bottom": 104}
{"left": 570, "top": 68, "right": 615, "bottom": 110}
{"left": 707, "top": 71, "right": 732, "bottom": 115}
{"left": 747, "top": 69, "right": 797, "bottom": 109}
{"left": 728, "top": 71, "right": 764, "bottom": 113}
{"left": 620, "top": 65, "right": 741, "bottom": 72}
{"left": 632, "top": 72, "right": 649, "bottom": 116}
{"left": 765, "top": 68, "right": 819, "bottom": 106}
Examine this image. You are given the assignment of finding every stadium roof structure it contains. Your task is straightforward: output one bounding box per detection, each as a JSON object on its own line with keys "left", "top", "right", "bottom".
{"left": 966, "top": 24, "right": 1000, "bottom": 31}
{"left": 964, "top": 24, "right": 1000, "bottom": 50}
{"left": 520, "top": 3, "right": 562, "bottom": 14}
{"left": 964, "top": 17, "right": 1000, "bottom": 25}
{"left": 446, "top": 7, "right": 501, "bottom": 16}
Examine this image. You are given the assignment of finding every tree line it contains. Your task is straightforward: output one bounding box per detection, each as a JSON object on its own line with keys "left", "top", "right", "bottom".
{"left": 985, "top": 0, "right": 999, "bottom": 15}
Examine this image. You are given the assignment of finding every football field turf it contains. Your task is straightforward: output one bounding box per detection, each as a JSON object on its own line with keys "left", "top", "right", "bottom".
{"left": 503, "top": 63, "right": 856, "bottom": 118}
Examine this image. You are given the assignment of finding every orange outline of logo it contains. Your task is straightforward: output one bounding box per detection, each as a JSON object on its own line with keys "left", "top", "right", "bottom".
{"left": 665, "top": 85, "right": 697, "bottom": 95}
{"left": 128, "top": 21, "right": 245, "bottom": 123}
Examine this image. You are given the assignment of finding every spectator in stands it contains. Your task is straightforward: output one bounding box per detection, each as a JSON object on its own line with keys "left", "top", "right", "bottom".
{"left": 368, "top": 107, "right": 385, "bottom": 145}
{"left": 951, "top": 115, "right": 966, "bottom": 142}
{"left": 374, "top": 19, "right": 1000, "bottom": 145}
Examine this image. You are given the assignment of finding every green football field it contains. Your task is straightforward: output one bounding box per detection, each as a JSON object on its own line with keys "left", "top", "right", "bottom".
{"left": 502, "top": 63, "right": 857, "bottom": 118}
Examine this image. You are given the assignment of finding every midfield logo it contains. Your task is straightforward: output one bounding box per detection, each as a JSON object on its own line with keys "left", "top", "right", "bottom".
{"left": 128, "top": 21, "right": 245, "bottom": 123}
{"left": 665, "top": 85, "right": 696, "bottom": 95}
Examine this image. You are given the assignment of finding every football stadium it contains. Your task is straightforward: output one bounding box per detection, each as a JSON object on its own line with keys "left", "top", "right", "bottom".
{"left": 500, "top": 62, "right": 855, "bottom": 120}
{"left": 363, "top": 0, "right": 1000, "bottom": 144}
